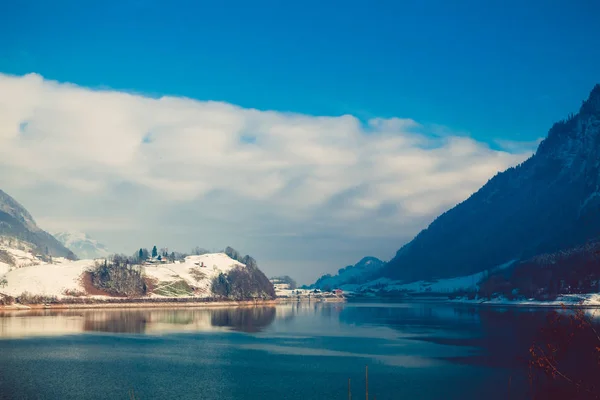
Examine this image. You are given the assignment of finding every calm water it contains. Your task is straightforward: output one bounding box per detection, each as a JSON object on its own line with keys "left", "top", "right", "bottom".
{"left": 0, "top": 301, "right": 565, "bottom": 399}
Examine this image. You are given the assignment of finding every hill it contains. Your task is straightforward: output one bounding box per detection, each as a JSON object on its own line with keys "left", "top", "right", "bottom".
{"left": 382, "top": 84, "right": 600, "bottom": 282}
{"left": 0, "top": 248, "right": 274, "bottom": 304}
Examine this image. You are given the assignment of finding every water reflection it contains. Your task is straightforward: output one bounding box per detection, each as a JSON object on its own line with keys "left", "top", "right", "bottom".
{"left": 0, "top": 306, "right": 278, "bottom": 338}
{"left": 211, "top": 307, "right": 275, "bottom": 332}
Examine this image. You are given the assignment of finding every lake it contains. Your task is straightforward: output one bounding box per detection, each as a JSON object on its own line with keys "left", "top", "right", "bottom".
{"left": 0, "top": 301, "right": 578, "bottom": 399}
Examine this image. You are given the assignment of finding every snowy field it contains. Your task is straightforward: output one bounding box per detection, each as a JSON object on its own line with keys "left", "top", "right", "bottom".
{"left": 452, "top": 293, "right": 600, "bottom": 307}
{"left": 0, "top": 239, "right": 247, "bottom": 300}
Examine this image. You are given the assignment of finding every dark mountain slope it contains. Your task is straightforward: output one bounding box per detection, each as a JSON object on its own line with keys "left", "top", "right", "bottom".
{"left": 0, "top": 189, "right": 77, "bottom": 259}
{"left": 310, "top": 256, "right": 385, "bottom": 290}
{"left": 383, "top": 84, "right": 600, "bottom": 282}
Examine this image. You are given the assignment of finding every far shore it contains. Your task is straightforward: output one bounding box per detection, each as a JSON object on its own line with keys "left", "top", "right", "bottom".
{"left": 0, "top": 299, "right": 280, "bottom": 311}
{"left": 0, "top": 296, "right": 347, "bottom": 311}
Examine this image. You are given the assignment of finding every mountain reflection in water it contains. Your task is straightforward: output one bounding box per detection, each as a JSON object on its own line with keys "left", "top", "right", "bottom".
{"left": 0, "top": 306, "right": 278, "bottom": 337}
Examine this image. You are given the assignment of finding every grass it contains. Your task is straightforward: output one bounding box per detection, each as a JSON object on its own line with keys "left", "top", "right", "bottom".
{"left": 153, "top": 279, "right": 194, "bottom": 297}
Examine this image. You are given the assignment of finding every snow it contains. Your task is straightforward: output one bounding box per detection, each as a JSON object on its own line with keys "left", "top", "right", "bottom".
{"left": 344, "top": 260, "right": 517, "bottom": 294}
{"left": 334, "top": 259, "right": 600, "bottom": 308}
{"left": 0, "top": 238, "right": 42, "bottom": 269}
{"left": 0, "top": 262, "right": 9, "bottom": 277}
{"left": 0, "top": 260, "right": 95, "bottom": 297}
{"left": 453, "top": 293, "right": 600, "bottom": 307}
{"left": 0, "top": 240, "right": 247, "bottom": 300}
{"left": 143, "top": 253, "right": 245, "bottom": 298}
{"left": 53, "top": 231, "right": 110, "bottom": 259}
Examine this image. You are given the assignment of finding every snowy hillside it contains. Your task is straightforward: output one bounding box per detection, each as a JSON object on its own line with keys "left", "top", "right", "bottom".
{"left": 0, "top": 259, "right": 96, "bottom": 297}
{"left": 143, "top": 253, "right": 247, "bottom": 298}
{"left": 340, "top": 260, "right": 516, "bottom": 295}
{"left": 54, "top": 231, "right": 110, "bottom": 259}
{"left": 1, "top": 236, "right": 44, "bottom": 271}
{"left": 0, "top": 242, "right": 273, "bottom": 301}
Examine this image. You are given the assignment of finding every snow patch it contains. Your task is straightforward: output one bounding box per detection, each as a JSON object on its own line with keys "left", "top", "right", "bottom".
{"left": 346, "top": 260, "right": 517, "bottom": 294}
{"left": 1, "top": 260, "right": 95, "bottom": 297}
{"left": 453, "top": 293, "right": 600, "bottom": 307}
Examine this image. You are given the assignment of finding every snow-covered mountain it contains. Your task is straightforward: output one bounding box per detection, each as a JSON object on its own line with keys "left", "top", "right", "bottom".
{"left": 53, "top": 231, "right": 110, "bottom": 260}
{"left": 380, "top": 84, "right": 600, "bottom": 283}
{"left": 310, "top": 256, "right": 385, "bottom": 290}
{"left": 0, "top": 190, "right": 77, "bottom": 260}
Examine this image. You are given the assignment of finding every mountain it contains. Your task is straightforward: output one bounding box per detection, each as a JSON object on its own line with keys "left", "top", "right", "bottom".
{"left": 0, "top": 190, "right": 77, "bottom": 260}
{"left": 382, "top": 84, "right": 600, "bottom": 283}
{"left": 311, "top": 256, "right": 385, "bottom": 290}
{"left": 54, "top": 231, "right": 110, "bottom": 260}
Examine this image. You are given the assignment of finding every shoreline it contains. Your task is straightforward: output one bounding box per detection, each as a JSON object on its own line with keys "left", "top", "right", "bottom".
{"left": 0, "top": 299, "right": 280, "bottom": 311}
{"left": 449, "top": 300, "right": 600, "bottom": 308}
{"left": 345, "top": 293, "right": 600, "bottom": 308}
{"left": 0, "top": 295, "right": 348, "bottom": 311}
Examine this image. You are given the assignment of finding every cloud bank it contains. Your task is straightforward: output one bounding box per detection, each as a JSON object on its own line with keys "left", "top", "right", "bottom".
{"left": 0, "top": 73, "right": 532, "bottom": 282}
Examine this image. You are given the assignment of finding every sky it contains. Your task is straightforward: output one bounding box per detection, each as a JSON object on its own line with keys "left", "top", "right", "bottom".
{"left": 1, "top": 0, "right": 599, "bottom": 283}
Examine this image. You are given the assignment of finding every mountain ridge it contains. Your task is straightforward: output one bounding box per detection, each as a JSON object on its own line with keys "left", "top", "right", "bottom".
{"left": 382, "top": 84, "right": 600, "bottom": 283}
{"left": 310, "top": 256, "right": 385, "bottom": 290}
{"left": 0, "top": 190, "right": 77, "bottom": 260}
{"left": 54, "top": 231, "right": 110, "bottom": 260}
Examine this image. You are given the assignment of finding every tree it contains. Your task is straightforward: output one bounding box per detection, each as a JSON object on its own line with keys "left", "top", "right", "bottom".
{"left": 169, "top": 252, "right": 176, "bottom": 262}
{"left": 138, "top": 248, "right": 144, "bottom": 261}
{"left": 191, "top": 246, "right": 209, "bottom": 256}
{"left": 225, "top": 246, "right": 241, "bottom": 262}
{"left": 529, "top": 306, "right": 600, "bottom": 398}
{"left": 151, "top": 246, "right": 158, "bottom": 259}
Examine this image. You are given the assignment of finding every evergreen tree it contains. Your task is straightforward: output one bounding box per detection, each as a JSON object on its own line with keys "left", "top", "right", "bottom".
{"left": 152, "top": 246, "right": 158, "bottom": 258}
{"left": 138, "top": 248, "right": 143, "bottom": 260}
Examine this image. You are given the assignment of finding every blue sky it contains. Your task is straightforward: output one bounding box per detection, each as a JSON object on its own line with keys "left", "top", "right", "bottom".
{"left": 1, "top": 1, "right": 599, "bottom": 282}
{"left": 2, "top": 0, "right": 599, "bottom": 144}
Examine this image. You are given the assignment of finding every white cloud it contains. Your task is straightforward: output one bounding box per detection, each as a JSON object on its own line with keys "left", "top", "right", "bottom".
{"left": 0, "top": 73, "right": 534, "bottom": 283}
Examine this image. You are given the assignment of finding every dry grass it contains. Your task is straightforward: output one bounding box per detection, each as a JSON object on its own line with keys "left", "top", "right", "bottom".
{"left": 189, "top": 267, "right": 206, "bottom": 282}
{"left": 153, "top": 280, "right": 194, "bottom": 297}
